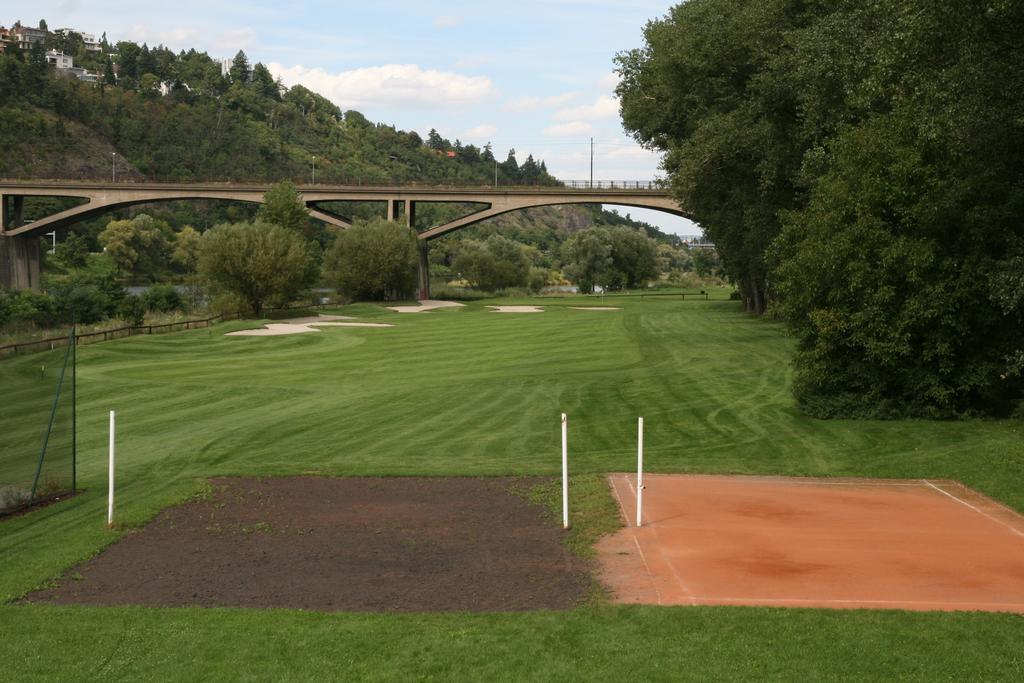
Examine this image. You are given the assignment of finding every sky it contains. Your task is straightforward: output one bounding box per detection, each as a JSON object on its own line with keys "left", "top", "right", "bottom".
{"left": 10, "top": 1, "right": 701, "bottom": 236}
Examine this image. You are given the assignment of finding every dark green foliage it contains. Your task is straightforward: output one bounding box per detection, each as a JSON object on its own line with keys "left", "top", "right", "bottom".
{"left": 257, "top": 182, "right": 310, "bottom": 235}
{"left": 0, "top": 288, "right": 57, "bottom": 327}
{"left": 118, "top": 294, "right": 146, "bottom": 327}
{"left": 45, "top": 264, "right": 124, "bottom": 324}
{"left": 452, "top": 235, "right": 531, "bottom": 292}
{"left": 198, "top": 222, "right": 316, "bottom": 316}
{"left": 562, "top": 226, "right": 658, "bottom": 293}
{"left": 142, "top": 284, "right": 182, "bottom": 313}
{"left": 323, "top": 219, "right": 418, "bottom": 301}
{"left": 619, "top": 0, "right": 1024, "bottom": 417}
{"left": 0, "top": 45, "right": 559, "bottom": 186}
{"left": 54, "top": 232, "right": 89, "bottom": 269}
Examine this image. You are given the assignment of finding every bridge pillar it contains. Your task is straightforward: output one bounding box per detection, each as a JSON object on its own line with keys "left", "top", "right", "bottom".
{"left": 417, "top": 239, "right": 430, "bottom": 301}
{"left": 0, "top": 233, "right": 42, "bottom": 290}
{"left": 386, "top": 199, "right": 401, "bottom": 222}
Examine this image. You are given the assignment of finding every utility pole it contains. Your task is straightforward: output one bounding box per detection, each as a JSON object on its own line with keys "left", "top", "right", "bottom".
{"left": 111, "top": 152, "right": 116, "bottom": 183}
{"left": 589, "top": 137, "right": 594, "bottom": 188}
{"left": 494, "top": 158, "right": 498, "bottom": 186}
{"left": 312, "top": 156, "right": 316, "bottom": 184}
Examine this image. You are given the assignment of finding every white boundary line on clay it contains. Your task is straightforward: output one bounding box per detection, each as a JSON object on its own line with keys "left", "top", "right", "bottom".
{"left": 618, "top": 474, "right": 696, "bottom": 605}
{"left": 686, "top": 594, "right": 1024, "bottom": 610}
{"left": 921, "top": 479, "right": 1024, "bottom": 540}
{"left": 631, "top": 536, "right": 663, "bottom": 606}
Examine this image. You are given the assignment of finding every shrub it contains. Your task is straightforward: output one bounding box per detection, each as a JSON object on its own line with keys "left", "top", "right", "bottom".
{"left": 323, "top": 218, "right": 418, "bottom": 301}
{"left": 143, "top": 284, "right": 182, "bottom": 313}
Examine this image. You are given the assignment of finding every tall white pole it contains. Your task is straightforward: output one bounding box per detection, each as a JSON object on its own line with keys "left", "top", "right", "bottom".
{"left": 561, "top": 413, "right": 569, "bottom": 529}
{"left": 107, "top": 410, "right": 115, "bottom": 527}
{"left": 636, "top": 416, "right": 644, "bottom": 527}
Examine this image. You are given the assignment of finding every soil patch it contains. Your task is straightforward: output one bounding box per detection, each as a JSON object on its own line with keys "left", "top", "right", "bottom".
{"left": 26, "top": 477, "right": 591, "bottom": 612}
{"left": 600, "top": 473, "right": 1024, "bottom": 612}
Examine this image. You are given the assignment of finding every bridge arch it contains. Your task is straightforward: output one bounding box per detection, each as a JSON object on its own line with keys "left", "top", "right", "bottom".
{"left": 1, "top": 182, "right": 685, "bottom": 291}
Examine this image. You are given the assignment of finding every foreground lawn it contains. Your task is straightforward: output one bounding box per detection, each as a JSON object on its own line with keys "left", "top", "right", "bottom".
{"left": 2, "top": 292, "right": 1023, "bottom": 679}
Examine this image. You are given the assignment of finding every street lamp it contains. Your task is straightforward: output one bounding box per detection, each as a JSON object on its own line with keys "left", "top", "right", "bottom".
{"left": 111, "top": 152, "right": 116, "bottom": 183}
{"left": 312, "top": 156, "right": 316, "bottom": 184}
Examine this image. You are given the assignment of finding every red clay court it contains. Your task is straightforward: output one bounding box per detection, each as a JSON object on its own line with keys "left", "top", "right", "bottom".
{"left": 597, "top": 474, "right": 1024, "bottom": 613}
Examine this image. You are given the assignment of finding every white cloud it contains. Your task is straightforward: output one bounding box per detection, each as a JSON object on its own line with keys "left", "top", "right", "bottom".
{"left": 268, "top": 63, "right": 497, "bottom": 109}
{"left": 454, "top": 53, "right": 493, "bottom": 70}
{"left": 503, "top": 91, "right": 580, "bottom": 113}
{"left": 504, "top": 96, "right": 542, "bottom": 113}
{"left": 465, "top": 124, "right": 497, "bottom": 139}
{"left": 543, "top": 121, "right": 595, "bottom": 137}
{"left": 120, "top": 24, "right": 259, "bottom": 55}
{"left": 553, "top": 95, "right": 619, "bottom": 121}
{"left": 219, "top": 27, "right": 258, "bottom": 51}
{"left": 433, "top": 15, "right": 463, "bottom": 29}
{"left": 598, "top": 71, "right": 621, "bottom": 91}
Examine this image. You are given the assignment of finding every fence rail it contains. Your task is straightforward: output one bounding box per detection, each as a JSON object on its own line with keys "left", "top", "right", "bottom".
{"left": 0, "top": 302, "right": 337, "bottom": 359}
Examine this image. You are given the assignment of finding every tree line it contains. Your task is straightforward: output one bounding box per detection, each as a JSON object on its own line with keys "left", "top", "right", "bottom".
{"left": 617, "top": 0, "right": 1024, "bottom": 418}
{"left": 0, "top": 31, "right": 559, "bottom": 186}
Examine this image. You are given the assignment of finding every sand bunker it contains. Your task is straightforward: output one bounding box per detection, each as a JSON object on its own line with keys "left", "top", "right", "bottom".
{"left": 278, "top": 314, "right": 354, "bottom": 324}
{"left": 226, "top": 316, "right": 393, "bottom": 337}
{"left": 487, "top": 306, "right": 544, "bottom": 313}
{"left": 569, "top": 307, "right": 621, "bottom": 311}
{"left": 387, "top": 300, "right": 466, "bottom": 313}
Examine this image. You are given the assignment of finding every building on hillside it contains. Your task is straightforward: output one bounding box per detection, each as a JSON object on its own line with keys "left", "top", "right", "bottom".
{"left": 45, "top": 50, "right": 100, "bottom": 84}
{"left": 61, "top": 66, "right": 99, "bottom": 84}
{"left": 46, "top": 49, "right": 73, "bottom": 69}
{"left": 10, "top": 23, "right": 47, "bottom": 50}
{"left": 0, "top": 26, "right": 11, "bottom": 54}
{"left": 220, "top": 58, "right": 231, "bottom": 77}
{"left": 53, "top": 28, "right": 102, "bottom": 52}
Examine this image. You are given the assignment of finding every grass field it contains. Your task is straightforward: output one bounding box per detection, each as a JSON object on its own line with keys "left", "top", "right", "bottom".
{"left": 3, "top": 291, "right": 1024, "bottom": 680}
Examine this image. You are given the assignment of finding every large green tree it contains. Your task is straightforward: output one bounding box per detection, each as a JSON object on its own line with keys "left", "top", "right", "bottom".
{"left": 323, "top": 218, "right": 418, "bottom": 301}
{"left": 452, "top": 235, "right": 531, "bottom": 292}
{"left": 198, "top": 221, "right": 315, "bottom": 316}
{"left": 257, "top": 181, "right": 310, "bottom": 235}
{"left": 98, "top": 214, "right": 172, "bottom": 282}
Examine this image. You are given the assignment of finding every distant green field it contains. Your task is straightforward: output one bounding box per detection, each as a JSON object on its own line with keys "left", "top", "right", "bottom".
{"left": 3, "top": 291, "right": 1023, "bottom": 680}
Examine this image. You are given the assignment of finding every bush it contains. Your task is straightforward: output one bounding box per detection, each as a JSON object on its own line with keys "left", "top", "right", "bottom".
{"left": 143, "top": 284, "right": 182, "bottom": 313}
{"left": 323, "top": 218, "right": 418, "bottom": 301}
{"left": 527, "top": 267, "right": 550, "bottom": 294}
{"left": 118, "top": 294, "right": 147, "bottom": 327}
{"left": 198, "top": 221, "right": 317, "bottom": 316}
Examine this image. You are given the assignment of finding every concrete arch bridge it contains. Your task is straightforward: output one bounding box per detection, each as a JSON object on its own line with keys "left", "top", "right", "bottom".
{"left": 0, "top": 181, "right": 684, "bottom": 295}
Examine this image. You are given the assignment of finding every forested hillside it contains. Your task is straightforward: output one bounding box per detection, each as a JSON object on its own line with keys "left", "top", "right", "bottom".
{"left": 0, "top": 37, "right": 555, "bottom": 185}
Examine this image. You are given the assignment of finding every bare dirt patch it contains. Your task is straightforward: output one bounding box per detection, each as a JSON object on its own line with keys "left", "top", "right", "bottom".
{"left": 601, "top": 473, "right": 1024, "bottom": 612}
{"left": 26, "top": 477, "right": 591, "bottom": 612}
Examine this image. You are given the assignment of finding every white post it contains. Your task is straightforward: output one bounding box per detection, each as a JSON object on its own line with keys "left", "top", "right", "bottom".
{"left": 561, "top": 413, "right": 569, "bottom": 529}
{"left": 107, "top": 410, "right": 115, "bottom": 527}
{"left": 636, "top": 416, "right": 644, "bottom": 527}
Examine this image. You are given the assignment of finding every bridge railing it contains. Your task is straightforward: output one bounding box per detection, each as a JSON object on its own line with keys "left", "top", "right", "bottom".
{"left": 559, "top": 180, "right": 665, "bottom": 190}
{"left": 0, "top": 176, "right": 668, "bottom": 192}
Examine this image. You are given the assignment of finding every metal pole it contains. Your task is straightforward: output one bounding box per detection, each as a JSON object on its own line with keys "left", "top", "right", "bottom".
{"left": 111, "top": 152, "right": 116, "bottom": 183}
{"left": 71, "top": 326, "right": 76, "bottom": 493}
{"left": 312, "top": 156, "right": 316, "bottom": 184}
{"left": 636, "top": 416, "right": 644, "bottom": 527}
{"left": 590, "top": 137, "right": 593, "bottom": 188}
{"left": 108, "top": 410, "right": 115, "bottom": 527}
{"left": 494, "top": 158, "right": 498, "bottom": 186}
{"left": 561, "top": 413, "right": 569, "bottom": 529}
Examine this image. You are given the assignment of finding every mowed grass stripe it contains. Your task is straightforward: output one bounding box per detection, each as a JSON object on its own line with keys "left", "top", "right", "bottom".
{"left": 2, "top": 293, "right": 1023, "bottom": 679}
